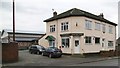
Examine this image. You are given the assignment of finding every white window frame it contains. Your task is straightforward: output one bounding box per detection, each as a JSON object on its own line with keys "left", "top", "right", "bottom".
{"left": 61, "top": 37, "right": 69, "bottom": 48}
{"left": 85, "top": 36, "right": 92, "bottom": 44}
{"left": 109, "top": 26, "right": 113, "bottom": 34}
{"left": 61, "top": 22, "right": 69, "bottom": 31}
{"left": 50, "top": 25, "right": 55, "bottom": 32}
{"left": 108, "top": 41, "right": 113, "bottom": 47}
{"left": 95, "top": 22, "right": 101, "bottom": 31}
{"left": 85, "top": 20, "right": 92, "bottom": 30}
{"left": 102, "top": 24, "right": 106, "bottom": 33}
{"left": 95, "top": 37, "right": 100, "bottom": 44}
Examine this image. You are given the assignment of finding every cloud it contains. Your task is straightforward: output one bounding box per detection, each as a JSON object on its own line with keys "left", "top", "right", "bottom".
{"left": 0, "top": 0, "right": 119, "bottom": 35}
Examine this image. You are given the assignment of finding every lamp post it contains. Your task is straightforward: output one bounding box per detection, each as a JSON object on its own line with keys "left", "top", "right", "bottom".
{"left": 13, "top": 0, "right": 15, "bottom": 42}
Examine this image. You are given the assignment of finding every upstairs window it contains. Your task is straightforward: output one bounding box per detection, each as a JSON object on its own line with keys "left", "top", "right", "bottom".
{"left": 50, "top": 25, "right": 55, "bottom": 32}
{"left": 109, "top": 26, "right": 113, "bottom": 34}
{"left": 85, "top": 20, "right": 92, "bottom": 30}
{"left": 95, "top": 22, "right": 101, "bottom": 31}
{"left": 102, "top": 24, "right": 106, "bottom": 33}
{"left": 61, "top": 22, "right": 68, "bottom": 31}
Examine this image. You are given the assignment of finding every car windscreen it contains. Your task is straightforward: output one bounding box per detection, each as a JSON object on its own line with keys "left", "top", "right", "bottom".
{"left": 37, "top": 46, "right": 45, "bottom": 50}
{"left": 51, "top": 47, "right": 59, "bottom": 51}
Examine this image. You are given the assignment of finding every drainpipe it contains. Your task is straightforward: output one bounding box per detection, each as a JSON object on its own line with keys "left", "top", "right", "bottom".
{"left": 56, "top": 20, "right": 58, "bottom": 48}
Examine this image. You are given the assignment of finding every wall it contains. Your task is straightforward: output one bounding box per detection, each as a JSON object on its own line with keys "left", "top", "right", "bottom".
{"left": 38, "top": 35, "right": 49, "bottom": 48}
{"left": 2, "top": 43, "right": 18, "bottom": 63}
{"left": 39, "top": 16, "right": 116, "bottom": 54}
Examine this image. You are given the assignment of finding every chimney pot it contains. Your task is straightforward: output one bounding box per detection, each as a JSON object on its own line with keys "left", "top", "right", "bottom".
{"left": 99, "top": 13, "right": 104, "bottom": 18}
{"left": 53, "top": 11, "right": 57, "bottom": 17}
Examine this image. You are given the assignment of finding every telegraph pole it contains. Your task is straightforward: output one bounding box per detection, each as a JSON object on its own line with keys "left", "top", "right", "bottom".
{"left": 13, "top": 0, "right": 15, "bottom": 42}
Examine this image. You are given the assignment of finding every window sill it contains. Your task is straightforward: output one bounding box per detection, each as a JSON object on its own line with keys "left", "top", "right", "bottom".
{"left": 49, "top": 32, "right": 55, "bottom": 33}
{"left": 108, "top": 46, "right": 114, "bottom": 48}
{"left": 86, "top": 29, "right": 92, "bottom": 30}
{"left": 95, "top": 43, "right": 100, "bottom": 45}
{"left": 85, "top": 43, "right": 92, "bottom": 45}
{"left": 109, "top": 33, "right": 113, "bottom": 34}
{"left": 95, "top": 29, "right": 101, "bottom": 31}
{"left": 61, "top": 30, "right": 69, "bottom": 32}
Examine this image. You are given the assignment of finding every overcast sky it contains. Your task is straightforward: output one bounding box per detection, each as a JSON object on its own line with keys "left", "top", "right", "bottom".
{"left": 0, "top": 0, "right": 119, "bottom": 37}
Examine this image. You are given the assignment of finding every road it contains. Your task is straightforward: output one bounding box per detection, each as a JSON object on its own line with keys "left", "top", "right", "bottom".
{"left": 2, "top": 50, "right": 119, "bottom": 66}
{"left": 68, "top": 58, "right": 118, "bottom": 66}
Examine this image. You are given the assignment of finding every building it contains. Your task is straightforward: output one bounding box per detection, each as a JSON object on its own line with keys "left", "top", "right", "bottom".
{"left": 116, "top": 37, "right": 120, "bottom": 46}
{"left": 39, "top": 8, "right": 117, "bottom": 54}
{"left": 1, "top": 30, "right": 45, "bottom": 49}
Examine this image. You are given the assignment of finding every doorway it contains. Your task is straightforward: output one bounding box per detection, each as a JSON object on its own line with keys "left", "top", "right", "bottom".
{"left": 74, "top": 40, "right": 80, "bottom": 53}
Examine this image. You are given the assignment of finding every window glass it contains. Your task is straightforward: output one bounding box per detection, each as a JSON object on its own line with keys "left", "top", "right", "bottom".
{"left": 109, "top": 26, "right": 113, "bottom": 34}
{"left": 61, "top": 22, "right": 69, "bottom": 31}
{"left": 85, "top": 36, "right": 92, "bottom": 44}
{"left": 85, "top": 20, "right": 92, "bottom": 30}
{"left": 50, "top": 25, "right": 55, "bottom": 32}
{"left": 62, "top": 37, "right": 69, "bottom": 48}
{"left": 95, "top": 22, "right": 101, "bottom": 30}
{"left": 102, "top": 24, "right": 106, "bottom": 33}
{"left": 75, "top": 40, "right": 79, "bottom": 47}
{"left": 95, "top": 37, "right": 100, "bottom": 44}
{"left": 108, "top": 41, "right": 113, "bottom": 47}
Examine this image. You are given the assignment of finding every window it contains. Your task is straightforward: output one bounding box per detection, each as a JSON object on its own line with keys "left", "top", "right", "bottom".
{"left": 61, "top": 22, "right": 68, "bottom": 31}
{"left": 85, "top": 20, "right": 92, "bottom": 30}
{"left": 109, "top": 26, "right": 113, "bottom": 34}
{"left": 61, "top": 37, "right": 69, "bottom": 48}
{"left": 50, "top": 25, "right": 55, "bottom": 32}
{"left": 95, "top": 22, "right": 101, "bottom": 31}
{"left": 102, "top": 24, "right": 106, "bottom": 33}
{"left": 75, "top": 40, "right": 79, "bottom": 47}
{"left": 85, "top": 36, "right": 92, "bottom": 44}
{"left": 108, "top": 41, "right": 113, "bottom": 47}
{"left": 95, "top": 37, "right": 100, "bottom": 44}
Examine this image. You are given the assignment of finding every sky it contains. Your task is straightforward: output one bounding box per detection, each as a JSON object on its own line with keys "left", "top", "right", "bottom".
{"left": 0, "top": 0, "right": 119, "bottom": 37}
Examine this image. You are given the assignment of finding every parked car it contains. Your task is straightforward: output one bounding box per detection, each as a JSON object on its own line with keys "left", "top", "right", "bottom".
{"left": 29, "top": 45, "right": 45, "bottom": 54}
{"left": 41, "top": 47, "right": 62, "bottom": 58}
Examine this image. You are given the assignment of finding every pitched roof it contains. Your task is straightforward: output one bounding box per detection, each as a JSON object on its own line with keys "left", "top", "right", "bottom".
{"left": 44, "top": 8, "right": 117, "bottom": 26}
{"left": 1, "top": 29, "right": 45, "bottom": 36}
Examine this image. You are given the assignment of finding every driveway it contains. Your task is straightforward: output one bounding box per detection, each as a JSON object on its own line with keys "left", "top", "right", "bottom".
{"left": 2, "top": 50, "right": 119, "bottom": 66}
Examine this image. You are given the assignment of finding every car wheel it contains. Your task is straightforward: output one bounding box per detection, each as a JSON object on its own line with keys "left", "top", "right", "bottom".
{"left": 29, "top": 51, "right": 32, "bottom": 54}
{"left": 42, "top": 52, "right": 45, "bottom": 56}
{"left": 37, "top": 51, "right": 40, "bottom": 55}
{"left": 49, "top": 53, "right": 53, "bottom": 58}
{"left": 58, "top": 55, "right": 62, "bottom": 58}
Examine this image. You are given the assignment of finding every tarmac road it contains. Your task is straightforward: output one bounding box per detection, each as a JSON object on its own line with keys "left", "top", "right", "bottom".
{"left": 2, "top": 50, "right": 119, "bottom": 66}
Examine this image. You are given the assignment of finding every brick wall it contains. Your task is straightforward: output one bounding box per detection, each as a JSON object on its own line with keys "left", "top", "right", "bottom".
{"left": 2, "top": 43, "right": 18, "bottom": 63}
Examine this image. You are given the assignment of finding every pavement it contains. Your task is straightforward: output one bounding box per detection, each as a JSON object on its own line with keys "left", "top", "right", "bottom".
{"left": 2, "top": 50, "right": 119, "bottom": 66}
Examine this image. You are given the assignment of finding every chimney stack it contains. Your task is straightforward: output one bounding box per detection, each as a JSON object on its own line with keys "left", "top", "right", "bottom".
{"left": 99, "top": 13, "right": 104, "bottom": 18}
{"left": 53, "top": 11, "right": 57, "bottom": 17}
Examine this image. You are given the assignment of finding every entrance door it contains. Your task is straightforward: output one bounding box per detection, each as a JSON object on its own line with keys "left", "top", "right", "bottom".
{"left": 102, "top": 39, "right": 105, "bottom": 49}
{"left": 74, "top": 40, "right": 80, "bottom": 53}
{"left": 49, "top": 40, "right": 55, "bottom": 47}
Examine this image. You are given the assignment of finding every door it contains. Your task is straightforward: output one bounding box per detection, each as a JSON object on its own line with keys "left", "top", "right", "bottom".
{"left": 49, "top": 40, "right": 55, "bottom": 47}
{"left": 74, "top": 40, "right": 80, "bottom": 53}
{"left": 102, "top": 39, "right": 105, "bottom": 49}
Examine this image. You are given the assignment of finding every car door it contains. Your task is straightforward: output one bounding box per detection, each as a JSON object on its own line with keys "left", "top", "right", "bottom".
{"left": 46, "top": 48, "right": 50, "bottom": 55}
{"left": 32, "top": 46, "right": 37, "bottom": 52}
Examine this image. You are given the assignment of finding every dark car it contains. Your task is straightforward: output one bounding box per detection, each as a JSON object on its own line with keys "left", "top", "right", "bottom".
{"left": 29, "top": 45, "right": 45, "bottom": 54}
{"left": 41, "top": 47, "right": 62, "bottom": 58}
